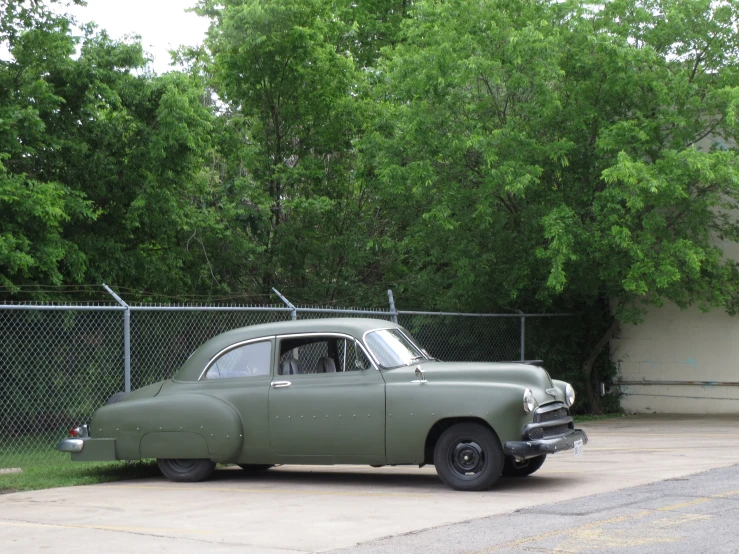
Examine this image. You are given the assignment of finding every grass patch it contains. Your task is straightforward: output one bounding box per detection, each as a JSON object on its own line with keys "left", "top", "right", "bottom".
{"left": 573, "top": 412, "right": 630, "bottom": 423}
{"left": 0, "top": 461, "right": 160, "bottom": 494}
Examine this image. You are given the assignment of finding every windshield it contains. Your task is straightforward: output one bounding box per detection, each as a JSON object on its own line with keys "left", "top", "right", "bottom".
{"left": 364, "top": 328, "right": 429, "bottom": 369}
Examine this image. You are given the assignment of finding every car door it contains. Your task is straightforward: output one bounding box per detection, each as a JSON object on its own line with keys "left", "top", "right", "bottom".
{"left": 197, "top": 337, "right": 275, "bottom": 463}
{"left": 268, "top": 333, "right": 386, "bottom": 464}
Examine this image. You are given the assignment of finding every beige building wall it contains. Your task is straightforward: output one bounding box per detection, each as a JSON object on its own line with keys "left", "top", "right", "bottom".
{"left": 611, "top": 303, "right": 739, "bottom": 414}
{"left": 611, "top": 197, "right": 739, "bottom": 413}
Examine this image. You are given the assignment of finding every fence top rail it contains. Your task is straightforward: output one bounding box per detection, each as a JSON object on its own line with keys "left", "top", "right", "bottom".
{"left": 0, "top": 304, "right": 574, "bottom": 318}
{"left": 129, "top": 306, "right": 294, "bottom": 313}
{"left": 0, "top": 304, "right": 127, "bottom": 311}
{"left": 397, "top": 310, "right": 577, "bottom": 318}
{"left": 296, "top": 308, "right": 394, "bottom": 316}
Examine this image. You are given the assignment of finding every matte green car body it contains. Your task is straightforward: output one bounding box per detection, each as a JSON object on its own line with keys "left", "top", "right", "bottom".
{"left": 62, "top": 318, "right": 581, "bottom": 469}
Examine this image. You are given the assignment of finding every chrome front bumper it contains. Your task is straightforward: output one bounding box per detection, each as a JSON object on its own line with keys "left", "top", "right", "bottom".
{"left": 503, "top": 429, "right": 588, "bottom": 460}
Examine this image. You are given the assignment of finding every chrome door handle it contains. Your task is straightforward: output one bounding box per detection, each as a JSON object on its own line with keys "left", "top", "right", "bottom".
{"left": 410, "top": 366, "right": 427, "bottom": 384}
{"left": 271, "top": 381, "right": 292, "bottom": 388}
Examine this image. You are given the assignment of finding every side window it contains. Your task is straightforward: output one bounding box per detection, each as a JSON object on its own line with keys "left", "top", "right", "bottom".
{"left": 338, "top": 339, "right": 372, "bottom": 371}
{"left": 279, "top": 338, "right": 332, "bottom": 375}
{"left": 205, "top": 341, "right": 272, "bottom": 380}
{"left": 277, "top": 336, "right": 371, "bottom": 374}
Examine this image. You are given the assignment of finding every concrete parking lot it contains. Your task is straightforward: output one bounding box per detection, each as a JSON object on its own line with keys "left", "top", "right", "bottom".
{"left": 1, "top": 416, "right": 738, "bottom": 553}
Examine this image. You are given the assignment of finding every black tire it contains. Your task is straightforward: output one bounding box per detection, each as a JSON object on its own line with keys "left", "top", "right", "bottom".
{"left": 502, "top": 455, "right": 547, "bottom": 477}
{"left": 433, "top": 422, "right": 505, "bottom": 491}
{"left": 157, "top": 459, "right": 216, "bottom": 482}
{"left": 104, "top": 391, "right": 129, "bottom": 405}
{"left": 237, "top": 464, "right": 273, "bottom": 473}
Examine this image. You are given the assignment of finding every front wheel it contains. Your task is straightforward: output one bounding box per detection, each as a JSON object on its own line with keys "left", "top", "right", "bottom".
{"left": 502, "top": 454, "right": 547, "bottom": 477}
{"left": 157, "top": 459, "right": 215, "bottom": 482}
{"left": 433, "top": 422, "right": 504, "bottom": 491}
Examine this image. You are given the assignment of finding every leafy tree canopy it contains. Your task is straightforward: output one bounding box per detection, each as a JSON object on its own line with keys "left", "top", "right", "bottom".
{"left": 364, "top": 0, "right": 739, "bottom": 408}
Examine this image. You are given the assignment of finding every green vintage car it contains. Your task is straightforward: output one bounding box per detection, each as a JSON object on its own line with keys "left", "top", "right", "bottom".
{"left": 58, "top": 318, "right": 587, "bottom": 491}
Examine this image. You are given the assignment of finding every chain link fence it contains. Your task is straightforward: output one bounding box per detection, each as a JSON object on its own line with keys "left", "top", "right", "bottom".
{"left": 0, "top": 289, "right": 573, "bottom": 467}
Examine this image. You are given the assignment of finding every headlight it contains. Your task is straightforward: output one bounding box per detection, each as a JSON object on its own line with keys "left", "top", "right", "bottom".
{"left": 523, "top": 388, "right": 536, "bottom": 413}
{"left": 565, "top": 383, "right": 576, "bottom": 407}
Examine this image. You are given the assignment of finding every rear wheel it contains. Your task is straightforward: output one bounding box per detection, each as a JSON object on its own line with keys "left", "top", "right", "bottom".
{"left": 433, "top": 422, "right": 504, "bottom": 491}
{"left": 157, "top": 459, "right": 215, "bottom": 482}
{"left": 237, "top": 464, "right": 273, "bottom": 473}
{"left": 502, "top": 455, "right": 547, "bottom": 477}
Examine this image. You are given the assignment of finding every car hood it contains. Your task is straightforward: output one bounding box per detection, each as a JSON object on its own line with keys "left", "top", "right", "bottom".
{"left": 412, "top": 361, "right": 564, "bottom": 404}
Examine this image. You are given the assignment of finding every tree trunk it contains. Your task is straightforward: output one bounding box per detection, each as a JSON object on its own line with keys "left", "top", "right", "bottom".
{"left": 581, "top": 318, "right": 620, "bottom": 414}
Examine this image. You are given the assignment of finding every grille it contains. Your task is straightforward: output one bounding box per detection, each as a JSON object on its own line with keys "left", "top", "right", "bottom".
{"left": 534, "top": 404, "right": 569, "bottom": 423}
{"left": 542, "top": 423, "right": 571, "bottom": 437}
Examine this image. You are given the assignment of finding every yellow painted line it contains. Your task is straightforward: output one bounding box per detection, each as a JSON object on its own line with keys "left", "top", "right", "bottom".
{"left": 471, "top": 495, "right": 719, "bottom": 553}
{"left": 584, "top": 433, "right": 739, "bottom": 438}
{"left": 586, "top": 447, "right": 690, "bottom": 452}
{"left": 0, "top": 520, "right": 211, "bottom": 535}
{"left": 655, "top": 498, "right": 710, "bottom": 511}
{"left": 118, "top": 484, "right": 429, "bottom": 498}
{"left": 713, "top": 489, "right": 739, "bottom": 498}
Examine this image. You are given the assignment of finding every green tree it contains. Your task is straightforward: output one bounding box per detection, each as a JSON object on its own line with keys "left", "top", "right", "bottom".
{"left": 1, "top": 0, "right": 240, "bottom": 299}
{"left": 195, "top": 0, "right": 385, "bottom": 302}
{"left": 366, "top": 0, "right": 739, "bottom": 410}
{"left": 0, "top": 0, "right": 94, "bottom": 290}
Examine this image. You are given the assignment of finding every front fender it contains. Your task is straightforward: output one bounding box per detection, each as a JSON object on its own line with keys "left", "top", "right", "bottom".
{"left": 551, "top": 379, "right": 572, "bottom": 406}
{"left": 91, "top": 393, "right": 244, "bottom": 462}
{"left": 385, "top": 375, "right": 532, "bottom": 464}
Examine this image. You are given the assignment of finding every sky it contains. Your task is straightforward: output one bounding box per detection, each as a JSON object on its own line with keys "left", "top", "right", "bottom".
{"left": 66, "top": 0, "right": 210, "bottom": 73}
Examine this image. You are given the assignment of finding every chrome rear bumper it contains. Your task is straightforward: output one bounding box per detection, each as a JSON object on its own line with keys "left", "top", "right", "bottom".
{"left": 57, "top": 438, "right": 84, "bottom": 453}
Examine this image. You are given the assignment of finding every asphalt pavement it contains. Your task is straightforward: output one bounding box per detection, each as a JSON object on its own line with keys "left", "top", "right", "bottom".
{"left": 326, "top": 463, "right": 739, "bottom": 554}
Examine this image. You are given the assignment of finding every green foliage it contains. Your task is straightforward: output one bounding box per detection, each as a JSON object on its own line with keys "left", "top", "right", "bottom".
{"left": 3, "top": 0, "right": 739, "bottom": 413}
{"left": 193, "top": 0, "right": 389, "bottom": 302}
{"left": 0, "top": 1, "right": 94, "bottom": 289}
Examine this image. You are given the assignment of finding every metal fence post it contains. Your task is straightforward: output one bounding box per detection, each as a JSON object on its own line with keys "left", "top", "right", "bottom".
{"left": 387, "top": 290, "right": 398, "bottom": 324}
{"left": 520, "top": 312, "right": 526, "bottom": 362}
{"left": 103, "top": 284, "right": 131, "bottom": 393}
{"left": 272, "top": 288, "right": 297, "bottom": 320}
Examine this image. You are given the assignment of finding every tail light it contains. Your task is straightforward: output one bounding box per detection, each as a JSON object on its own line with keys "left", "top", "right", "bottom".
{"left": 68, "top": 425, "right": 89, "bottom": 438}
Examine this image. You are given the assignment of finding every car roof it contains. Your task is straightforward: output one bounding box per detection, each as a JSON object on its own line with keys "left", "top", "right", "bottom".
{"left": 173, "top": 318, "right": 400, "bottom": 382}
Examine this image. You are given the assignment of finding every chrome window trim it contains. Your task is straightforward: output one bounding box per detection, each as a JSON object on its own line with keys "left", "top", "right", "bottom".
{"left": 276, "top": 332, "right": 379, "bottom": 371}
{"left": 198, "top": 336, "right": 276, "bottom": 381}
{"left": 362, "top": 327, "right": 429, "bottom": 370}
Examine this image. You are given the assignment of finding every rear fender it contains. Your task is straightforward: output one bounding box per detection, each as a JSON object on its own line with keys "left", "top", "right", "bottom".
{"left": 91, "top": 394, "right": 243, "bottom": 462}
